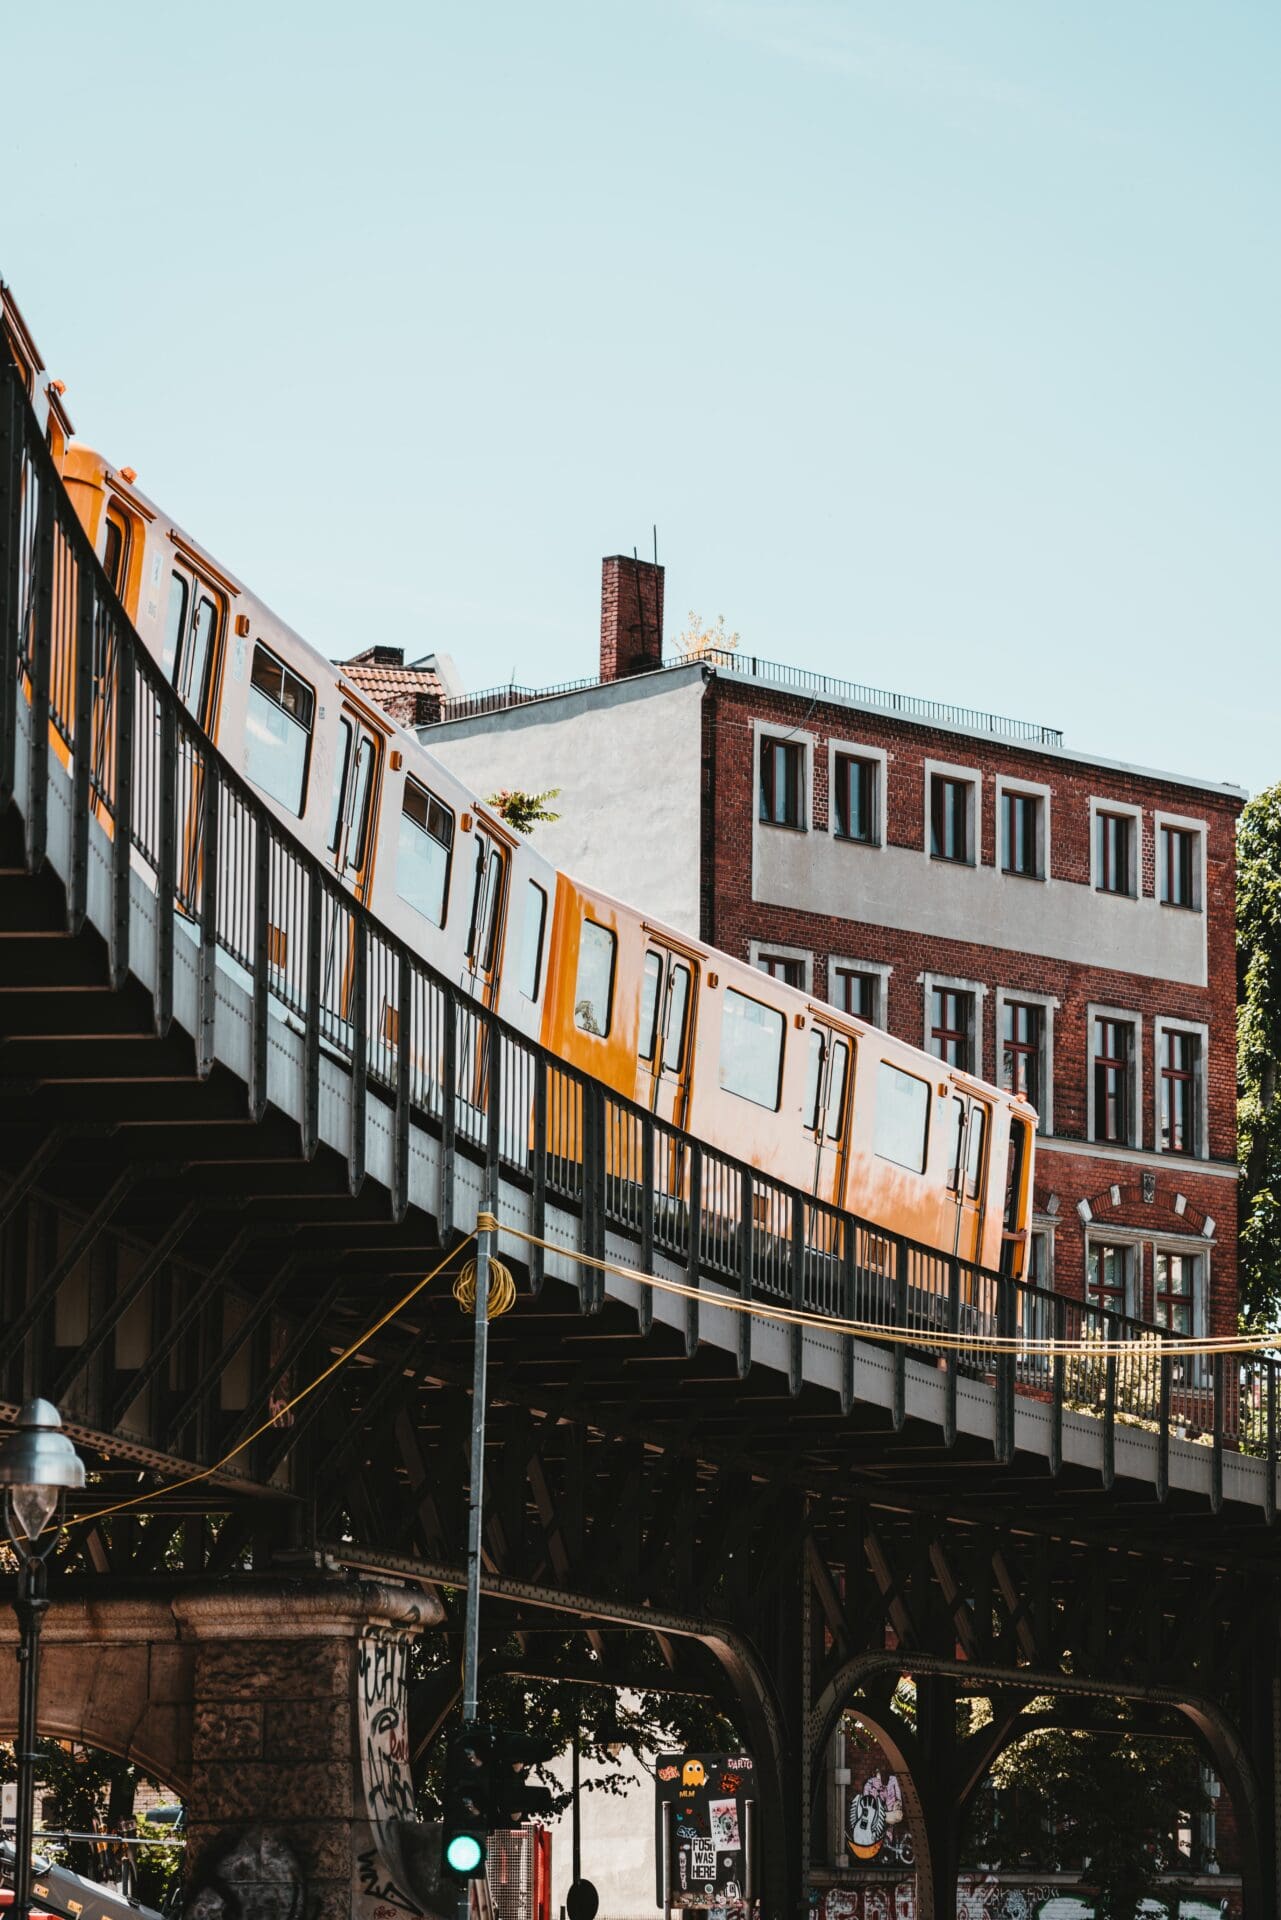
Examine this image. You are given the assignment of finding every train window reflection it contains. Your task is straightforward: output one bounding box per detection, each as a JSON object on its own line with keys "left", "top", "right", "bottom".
{"left": 965, "top": 1105, "right": 987, "bottom": 1200}
{"left": 162, "top": 572, "right": 188, "bottom": 680}
{"left": 575, "top": 920, "right": 616, "bottom": 1037}
{"left": 638, "top": 953, "right": 662, "bottom": 1061}
{"left": 720, "top": 990, "right": 784, "bottom": 1110}
{"left": 245, "top": 644, "right": 314, "bottom": 816}
{"left": 662, "top": 965, "right": 691, "bottom": 1072}
{"left": 519, "top": 882, "right": 547, "bottom": 1000}
{"left": 397, "top": 778, "right": 454, "bottom": 926}
{"left": 103, "top": 510, "right": 129, "bottom": 598}
{"left": 328, "top": 719, "right": 352, "bottom": 852}
{"left": 874, "top": 1063, "right": 930, "bottom": 1173}
{"left": 348, "top": 737, "right": 375, "bottom": 871}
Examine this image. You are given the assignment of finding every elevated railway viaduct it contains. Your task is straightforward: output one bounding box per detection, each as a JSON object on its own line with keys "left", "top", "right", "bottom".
{"left": 1, "top": 360, "right": 1279, "bottom": 1919}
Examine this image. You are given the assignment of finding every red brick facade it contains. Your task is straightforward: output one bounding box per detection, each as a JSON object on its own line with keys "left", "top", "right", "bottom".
{"left": 700, "top": 678, "right": 1243, "bottom": 1325}
{"left": 599, "top": 555, "right": 665, "bottom": 682}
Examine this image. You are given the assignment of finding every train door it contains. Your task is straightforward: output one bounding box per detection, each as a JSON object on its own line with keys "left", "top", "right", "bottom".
{"left": 461, "top": 820, "right": 510, "bottom": 1011}
{"left": 804, "top": 1022, "right": 852, "bottom": 1205}
{"left": 634, "top": 945, "right": 695, "bottom": 1131}
{"left": 322, "top": 708, "right": 383, "bottom": 1023}
{"left": 947, "top": 1092, "right": 989, "bottom": 1262}
{"left": 164, "top": 565, "right": 223, "bottom": 732}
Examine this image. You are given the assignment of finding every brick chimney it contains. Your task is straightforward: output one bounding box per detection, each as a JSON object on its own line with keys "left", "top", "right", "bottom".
{"left": 600, "top": 555, "right": 664, "bottom": 682}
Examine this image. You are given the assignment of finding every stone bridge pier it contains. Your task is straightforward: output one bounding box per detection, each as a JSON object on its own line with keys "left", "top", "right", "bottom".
{"left": 0, "top": 1573, "right": 443, "bottom": 1920}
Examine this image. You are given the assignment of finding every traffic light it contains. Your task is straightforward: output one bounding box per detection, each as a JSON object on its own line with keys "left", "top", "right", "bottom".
{"left": 442, "top": 1723, "right": 494, "bottom": 1879}
{"left": 490, "top": 1726, "right": 557, "bottom": 1826}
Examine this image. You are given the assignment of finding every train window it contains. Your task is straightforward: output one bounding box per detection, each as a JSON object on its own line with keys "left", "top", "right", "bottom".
{"left": 519, "top": 882, "right": 547, "bottom": 1000}
{"left": 397, "top": 778, "right": 454, "bottom": 926}
{"left": 328, "top": 719, "right": 353, "bottom": 852}
{"left": 720, "top": 990, "right": 784, "bottom": 1111}
{"left": 244, "top": 645, "right": 314, "bottom": 815}
{"left": 946, "top": 1096, "right": 966, "bottom": 1192}
{"left": 175, "top": 591, "right": 219, "bottom": 717}
{"left": 638, "top": 952, "right": 662, "bottom": 1062}
{"left": 467, "top": 843, "right": 505, "bottom": 971}
{"left": 874, "top": 1062, "right": 930, "bottom": 1174}
{"left": 1005, "top": 1119, "right": 1030, "bottom": 1232}
{"left": 965, "top": 1105, "right": 987, "bottom": 1200}
{"left": 103, "top": 508, "right": 129, "bottom": 598}
{"left": 575, "top": 920, "right": 616, "bottom": 1037}
{"left": 162, "top": 572, "right": 189, "bottom": 680}
{"left": 807, "top": 1031, "right": 850, "bottom": 1133}
{"left": 348, "top": 736, "right": 376, "bottom": 871}
{"left": 662, "top": 965, "right": 692, "bottom": 1072}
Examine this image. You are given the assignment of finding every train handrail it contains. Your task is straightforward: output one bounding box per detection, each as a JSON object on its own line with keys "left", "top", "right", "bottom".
{"left": 0, "top": 353, "right": 1266, "bottom": 1513}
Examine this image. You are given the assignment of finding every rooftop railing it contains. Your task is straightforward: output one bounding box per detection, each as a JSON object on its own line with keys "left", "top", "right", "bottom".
{"left": 434, "top": 649, "right": 1063, "bottom": 747}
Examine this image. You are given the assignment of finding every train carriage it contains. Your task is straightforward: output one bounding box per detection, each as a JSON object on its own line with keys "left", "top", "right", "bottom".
{"left": 2, "top": 280, "right": 1036, "bottom": 1316}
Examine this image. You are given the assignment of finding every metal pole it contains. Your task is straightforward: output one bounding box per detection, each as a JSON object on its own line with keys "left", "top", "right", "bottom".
{"left": 461, "top": 1210, "right": 494, "bottom": 1726}
{"left": 571, "top": 1727, "right": 581, "bottom": 1889}
{"left": 12, "top": 1551, "right": 48, "bottom": 1920}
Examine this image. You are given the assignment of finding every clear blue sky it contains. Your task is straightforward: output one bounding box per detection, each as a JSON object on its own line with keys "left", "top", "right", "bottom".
{"left": 5, "top": 2, "right": 1277, "bottom": 793}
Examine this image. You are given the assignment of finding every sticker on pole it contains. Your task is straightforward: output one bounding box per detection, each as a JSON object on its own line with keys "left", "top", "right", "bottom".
{"left": 654, "top": 1752, "right": 754, "bottom": 1909}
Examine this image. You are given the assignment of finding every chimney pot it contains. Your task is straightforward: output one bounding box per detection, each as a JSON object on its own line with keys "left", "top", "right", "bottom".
{"left": 600, "top": 554, "right": 664, "bottom": 683}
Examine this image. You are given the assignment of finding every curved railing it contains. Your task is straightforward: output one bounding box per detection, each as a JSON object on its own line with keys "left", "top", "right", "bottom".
{"left": 0, "top": 355, "right": 1270, "bottom": 1513}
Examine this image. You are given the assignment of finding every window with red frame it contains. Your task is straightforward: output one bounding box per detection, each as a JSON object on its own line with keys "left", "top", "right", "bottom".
{"left": 1087, "top": 1241, "right": 1134, "bottom": 1317}
{"left": 759, "top": 737, "right": 805, "bottom": 829}
{"left": 1002, "top": 790, "right": 1042, "bottom": 877}
{"left": 1160, "top": 1028, "right": 1199, "bottom": 1154}
{"left": 834, "top": 967, "right": 878, "bottom": 1023}
{"left": 757, "top": 953, "right": 805, "bottom": 989}
{"left": 1160, "top": 825, "right": 1197, "bottom": 908}
{"left": 930, "top": 774, "right": 972, "bottom": 863}
{"left": 1096, "top": 810, "right": 1135, "bottom": 895}
{"left": 930, "top": 987, "right": 973, "bottom": 1070}
{"left": 1001, "top": 1001, "right": 1043, "bottom": 1112}
{"left": 1093, "top": 1015, "right": 1134, "bottom": 1143}
{"left": 1154, "top": 1250, "right": 1199, "bottom": 1336}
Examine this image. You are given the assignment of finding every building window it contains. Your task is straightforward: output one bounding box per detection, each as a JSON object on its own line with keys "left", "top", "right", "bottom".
{"left": 1092, "top": 1015, "right": 1136, "bottom": 1144}
{"left": 1160, "top": 824, "right": 1198, "bottom": 908}
{"left": 1027, "top": 1228, "right": 1053, "bottom": 1290}
{"left": 1087, "top": 1241, "right": 1134, "bottom": 1318}
{"left": 833, "top": 753, "right": 877, "bottom": 843}
{"left": 1154, "top": 1250, "right": 1201, "bottom": 1336}
{"left": 1001, "top": 1001, "right": 1043, "bottom": 1112}
{"left": 757, "top": 952, "right": 805, "bottom": 989}
{"left": 1096, "top": 810, "right": 1136, "bottom": 896}
{"left": 1002, "top": 790, "right": 1042, "bottom": 878}
{"left": 759, "top": 736, "right": 805, "bottom": 829}
{"left": 834, "top": 967, "right": 878, "bottom": 1023}
{"left": 1160, "top": 1028, "right": 1200, "bottom": 1155}
{"left": 930, "top": 774, "right": 973, "bottom": 864}
{"left": 931, "top": 987, "right": 974, "bottom": 1071}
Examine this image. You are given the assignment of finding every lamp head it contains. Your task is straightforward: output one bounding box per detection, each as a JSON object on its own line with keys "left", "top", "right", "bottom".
{"left": 0, "top": 1400, "right": 85, "bottom": 1546}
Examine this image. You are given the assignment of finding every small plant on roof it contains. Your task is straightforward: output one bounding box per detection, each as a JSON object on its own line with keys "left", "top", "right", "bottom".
{"left": 675, "top": 612, "right": 740, "bottom": 661}
{"left": 486, "top": 787, "right": 562, "bottom": 835}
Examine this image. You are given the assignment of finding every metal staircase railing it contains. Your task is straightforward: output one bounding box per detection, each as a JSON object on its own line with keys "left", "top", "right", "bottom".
{"left": 0, "top": 356, "right": 1270, "bottom": 1513}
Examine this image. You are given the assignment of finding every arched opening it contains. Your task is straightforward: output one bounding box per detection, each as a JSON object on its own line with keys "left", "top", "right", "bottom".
{"left": 0, "top": 1732, "right": 184, "bottom": 1910}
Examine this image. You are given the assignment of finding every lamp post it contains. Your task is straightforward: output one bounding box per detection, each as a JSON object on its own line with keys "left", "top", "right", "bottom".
{"left": 0, "top": 1401, "right": 85, "bottom": 1920}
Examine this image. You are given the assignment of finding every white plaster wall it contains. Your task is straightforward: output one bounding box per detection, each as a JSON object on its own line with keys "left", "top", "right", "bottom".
{"left": 544, "top": 1746, "right": 655, "bottom": 1920}
{"left": 423, "top": 674, "right": 705, "bottom": 936}
{"left": 753, "top": 826, "right": 1207, "bottom": 986}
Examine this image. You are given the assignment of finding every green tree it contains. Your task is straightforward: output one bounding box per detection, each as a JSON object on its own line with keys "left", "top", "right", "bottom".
{"left": 1238, "top": 781, "right": 1281, "bottom": 1327}
{"left": 962, "top": 1712, "right": 1206, "bottom": 1920}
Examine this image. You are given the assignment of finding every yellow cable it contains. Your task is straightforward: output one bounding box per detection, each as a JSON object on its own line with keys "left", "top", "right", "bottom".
{"left": 495, "top": 1221, "right": 1278, "bottom": 1361}
{"left": 453, "top": 1253, "right": 517, "bottom": 1319}
{"left": 62, "top": 1233, "right": 475, "bottom": 1535}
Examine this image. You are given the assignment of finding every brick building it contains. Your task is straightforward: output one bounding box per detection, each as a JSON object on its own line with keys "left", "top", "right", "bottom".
{"left": 360, "top": 555, "right": 1247, "bottom": 1331}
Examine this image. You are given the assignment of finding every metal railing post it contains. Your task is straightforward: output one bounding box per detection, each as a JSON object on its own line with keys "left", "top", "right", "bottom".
{"left": 0, "top": 373, "right": 19, "bottom": 803}
{"left": 530, "top": 1054, "right": 547, "bottom": 1299}
{"left": 891, "top": 1236, "right": 908, "bottom": 1432}
{"left": 67, "top": 572, "right": 94, "bottom": 934}
{"left": 684, "top": 1141, "right": 702, "bottom": 1359}
{"left": 24, "top": 478, "right": 53, "bottom": 872}
{"left": 738, "top": 1169, "right": 754, "bottom": 1382}
{"left": 109, "top": 654, "right": 134, "bottom": 990}
{"left": 154, "top": 700, "right": 177, "bottom": 1036}
{"left": 349, "top": 914, "right": 367, "bottom": 1196}
{"left": 943, "top": 1256, "right": 960, "bottom": 1448}
{"left": 392, "top": 947, "right": 411, "bottom": 1224}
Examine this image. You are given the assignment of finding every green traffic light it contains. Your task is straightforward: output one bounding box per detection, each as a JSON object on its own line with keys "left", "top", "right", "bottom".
{"left": 445, "top": 1833, "right": 485, "bottom": 1876}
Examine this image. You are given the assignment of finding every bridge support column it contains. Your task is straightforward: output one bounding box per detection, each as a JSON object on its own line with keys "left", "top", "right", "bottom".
{"left": 176, "top": 1577, "right": 441, "bottom": 1920}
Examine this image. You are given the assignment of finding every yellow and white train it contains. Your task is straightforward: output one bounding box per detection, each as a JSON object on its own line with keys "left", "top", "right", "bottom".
{"left": 3, "top": 281, "right": 1035, "bottom": 1278}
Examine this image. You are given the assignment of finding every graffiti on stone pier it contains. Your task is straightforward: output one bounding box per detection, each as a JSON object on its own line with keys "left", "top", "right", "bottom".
{"left": 187, "top": 1827, "right": 311, "bottom": 1920}
{"left": 354, "top": 1626, "right": 425, "bottom": 1917}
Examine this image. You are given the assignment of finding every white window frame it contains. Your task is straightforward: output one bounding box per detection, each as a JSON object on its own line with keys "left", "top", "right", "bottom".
{"left": 1087, "top": 1003, "right": 1142, "bottom": 1149}
{"left": 995, "top": 774, "right": 1051, "bottom": 881}
{"left": 749, "top": 939, "right": 813, "bottom": 993}
{"left": 828, "top": 955, "right": 892, "bottom": 1028}
{"left": 1089, "top": 796, "right": 1143, "bottom": 898}
{"left": 1153, "top": 1015, "right": 1209, "bottom": 1161}
{"left": 924, "top": 757, "right": 981, "bottom": 867}
{"left": 827, "top": 738, "right": 888, "bottom": 848}
{"left": 919, "top": 970, "right": 988, "bottom": 1080}
{"left": 1027, "top": 1221, "right": 1057, "bottom": 1292}
{"left": 1084, "top": 1231, "right": 1142, "bottom": 1320}
{"left": 1151, "top": 1239, "right": 1210, "bottom": 1338}
{"left": 994, "top": 986, "right": 1058, "bottom": 1135}
{"left": 753, "top": 718, "right": 814, "bottom": 833}
{"left": 1154, "top": 808, "right": 1207, "bottom": 913}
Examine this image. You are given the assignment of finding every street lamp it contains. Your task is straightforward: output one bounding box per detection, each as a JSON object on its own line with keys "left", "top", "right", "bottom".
{"left": 0, "top": 1401, "right": 84, "bottom": 1920}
